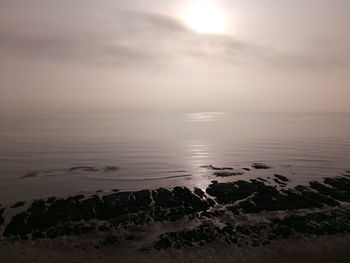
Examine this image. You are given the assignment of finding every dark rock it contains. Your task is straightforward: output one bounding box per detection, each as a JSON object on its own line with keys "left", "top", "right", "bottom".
{"left": 152, "top": 188, "right": 180, "bottom": 208}
{"left": 214, "top": 171, "right": 244, "bottom": 177}
{"left": 324, "top": 177, "right": 350, "bottom": 192}
{"left": 98, "top": 225, "right": 110, "bottom": 232}
{"left": 11, "top": 201, "right": 25, "bottom": 208}
{"left": 252, "top": 163, "right": 270, "bottom": 169}
{"left": 274, "top": 179, "right": 287, "bottom": 186}
{"left": 242, "top": 168, "right": 251, "bottom": 171}
{"left": 3, "top": 212, "right": 31, "bottom": 237}
{"left": 47, "top": 197, "right": 56, "bottom": 203}
{"left": 274, "top": 174, "right": 289, "bottom": 182}
{"left": 257, "top": 177, "right": 267, "bottom": 182}
{"left": 128, "top": 190, "right": 152, "bottom": 213}
{"left": 26, "top": 200, "right": 47, "bottom": 232}
{"left": 104, "top": 166, "right": 119, "bottom": 172}
{"left": 238, "top": 200, "right": 263, "bottom": 214}
{"left": 69, "top": 166, "right": 98, "bottom": 172}
{"left": 200, "top": 165, "right": 233, "bottom": 171}
{"left": 310, "top": 180, "right": 350, "bottom": 202}
{"left": 20, "top": 172, "right": 38, "bottom": 179}
{"left": 194, "top": 188, "right": 205, "bottom": 198}
{"left": 0, "top": 208, "right": 5, "bottom": 226}
{"left": 3, "top": 175, "right": 350, "bottom": 242}
{"left": 206, "top": 181, "right": 257, "bottom": 204}
{"left": 295, "top": 185, "right": 339, "bottom": 207}
{"left": 100, "top": 235, "right": 118, "bottom": 246}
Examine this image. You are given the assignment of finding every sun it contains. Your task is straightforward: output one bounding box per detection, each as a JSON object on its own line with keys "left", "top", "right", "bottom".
{"left": 182, "top": 1, "right": 228, "bottom": 34}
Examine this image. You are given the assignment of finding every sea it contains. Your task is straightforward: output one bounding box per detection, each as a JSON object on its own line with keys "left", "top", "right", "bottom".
{"left": 0, "top": 112, "right": 349, "bottom": 203}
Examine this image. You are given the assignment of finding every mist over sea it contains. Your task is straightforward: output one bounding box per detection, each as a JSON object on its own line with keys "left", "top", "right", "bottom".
{"left": 0, "top": 112, "right": 349, "bottom": 203}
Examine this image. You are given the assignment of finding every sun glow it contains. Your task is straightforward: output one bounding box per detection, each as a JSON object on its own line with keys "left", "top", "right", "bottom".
{"left": 182, "top": 1, "right": 228, "bottom": 34}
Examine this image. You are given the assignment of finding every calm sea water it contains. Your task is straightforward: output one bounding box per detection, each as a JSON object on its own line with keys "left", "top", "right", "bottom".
{"left": 0, "top": 112, "right": 349, "bottom": 203}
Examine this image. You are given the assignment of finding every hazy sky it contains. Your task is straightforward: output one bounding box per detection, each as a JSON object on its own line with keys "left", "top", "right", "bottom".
{"left": 1, "top": 0, "right": 350, "bottom": 114}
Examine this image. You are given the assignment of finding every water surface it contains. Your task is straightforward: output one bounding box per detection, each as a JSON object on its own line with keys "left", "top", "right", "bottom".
{"left": 0, "top": 112, "right": 349, "bottom": 203}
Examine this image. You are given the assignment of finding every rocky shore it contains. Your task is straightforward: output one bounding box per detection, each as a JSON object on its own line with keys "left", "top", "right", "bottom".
{"left": 1, "top": 165, "right": 350, "bottom": 262}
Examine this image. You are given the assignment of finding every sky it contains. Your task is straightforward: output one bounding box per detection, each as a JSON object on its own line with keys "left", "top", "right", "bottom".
{"left": 0, "top": 0, "right": 350, "bottom": 115}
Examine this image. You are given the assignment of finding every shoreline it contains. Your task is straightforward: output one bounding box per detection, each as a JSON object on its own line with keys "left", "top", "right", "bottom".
{"left": 1, "top": 166, "right": 350, "bottom": 262}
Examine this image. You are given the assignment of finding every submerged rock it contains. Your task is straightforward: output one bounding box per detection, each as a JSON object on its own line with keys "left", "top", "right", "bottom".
{"left": 69, "top": 166, "right": 99, "bottom": 172}
{"left": 200, "top": 165, "right": 233, "bottom": 171}
{"left": 20, "top": 172, "right": 38, "bottom": 179}
{"left": 104, "top": 166, "right": 119, "bottom": 172}
{"left": 252, "top": 163, "right": 270, "bottom": 169}
{"left": 214, "top": 171, "right": 244, "bottom": 177}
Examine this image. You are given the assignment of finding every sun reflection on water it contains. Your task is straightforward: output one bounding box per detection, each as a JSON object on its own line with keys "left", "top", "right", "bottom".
{"left": 186, "top": 112, "right": 226, "bottom": 122}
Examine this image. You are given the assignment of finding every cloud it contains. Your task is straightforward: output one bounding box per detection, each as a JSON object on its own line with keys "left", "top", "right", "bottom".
{"left": 0, "top": 9, "right": 349, "bottom": 70}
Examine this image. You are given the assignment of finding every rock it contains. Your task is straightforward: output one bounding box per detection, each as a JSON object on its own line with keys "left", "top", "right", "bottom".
{"left": 11, "top": 201, "right": 25, "bottom": 208}
{"left": 242, "top": 168, "right": 251, "bottom": 171}
{"left": 274, "top": 174, "right": 289, "bottom": 182}
{"left": 2, "top": 175, "right": 349, "bottom": 242}
{"left": 252, "top": 163, "right": 270, "bottom": 169}
{"left": 295, "top": 185, "right": 339, "bottom": 207}
{"left": 194, "top": 188, "right": 205, "bottom": 198}
{"left": 154, "top": 208, "right": 350, "bottom": 250}
{"left": 310, "top": 179, "right": 350, "bottom": 202}
{"left": 69, "top": 166, "right": 98, "bottom": 172}
{"left": 274, "top": 179, "right": 287, "bottom": 186}
{"left": 20, "top": 172, "right": 38, "bottom": 179}
{"left": 206, "top": 181, "right": 257, "bottom": 204}
{"left": 214, "top": 171, "right": 244, "bottom": 177}
{"left": 324, "top": 177, "right": 350, "bottom": 192}
{"left": 99, "top": 235, "right": 118, "bottom": 246}
{"left": 0, "top": 208, "right": 5, "bottom": 226}
{"left": 128, "top": 190, "right": 152, "bottom": 213}
{"left": 3, "top": 212, "right": 31, "bottom": 237}
{"left": 104, "top": 166, "right": 119, "bottom": 172}
{"left": 200, "top": 165, "right": 233, "bottom": 170}
{"left": 257, "top": 177, "right": 267, "bottom": 182}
